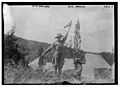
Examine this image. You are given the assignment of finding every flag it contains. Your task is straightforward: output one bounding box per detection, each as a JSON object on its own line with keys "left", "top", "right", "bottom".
{"left": 76, "top": 20, "right": 80, "bottom": 30}
{"left": 74, "top": 19, "right": 81, "bottom": 50}
{"left": 64, "top": 20, "right": 72, "bottom": 28}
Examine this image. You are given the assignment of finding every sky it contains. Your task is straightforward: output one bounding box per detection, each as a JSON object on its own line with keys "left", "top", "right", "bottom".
{"left": 3, "top": 4, "right": 114, "bottom": 52}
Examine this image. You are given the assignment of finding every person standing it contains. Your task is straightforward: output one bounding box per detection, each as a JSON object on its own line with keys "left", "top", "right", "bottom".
{"left": 73, "top": 50, "right": 86, "bottom": 81}
{"left": 40, "top": 28, "right": 70, "bottom": 77}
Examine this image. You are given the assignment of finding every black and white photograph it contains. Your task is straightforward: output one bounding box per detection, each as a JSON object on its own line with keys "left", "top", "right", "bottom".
{"left": 2, "top": 2, "right": 117, "bottom": 85}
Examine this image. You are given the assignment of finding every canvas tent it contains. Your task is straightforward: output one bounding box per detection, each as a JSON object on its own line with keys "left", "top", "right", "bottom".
{"left": 28, "top": 57, "right": 74, "bottom": 71}
{"left": 82, "top": 53, "right": 111, "bottom": 79}
{"left": 62, "top": 59, "right": 74, "bottom": 71}
{"left": 28, "top": 57, "right": 40, "bottom": 71}
{"left": 28, "top": 53, "right": 111, "bottom": 79}
{"left": 111, "top": 63, "right": 115, "bottom": 80}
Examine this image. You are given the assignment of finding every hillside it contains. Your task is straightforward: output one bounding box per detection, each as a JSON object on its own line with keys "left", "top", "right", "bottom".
{"left": 4, "top": 34, "right": 114, "bottom": 66}
{"left": 4, "top": 34, "right": 73, "bottom": 64}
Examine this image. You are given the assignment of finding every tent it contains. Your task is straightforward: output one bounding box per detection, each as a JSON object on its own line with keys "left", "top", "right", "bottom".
{"left": 28, "top": 53, "right": 111, "bottom": 79}
{"left": 82, "top": 53, "right": 111, "bottom": 79}
{"left": 28, "top": 58, "right": 74, "bottom": 71}
{"left": 28, "top": 57, "right": 39, "bottom": 71}
{"left": 62, "top": 59, "right": 74, "bottom": 71}
{"left": 111, "top": 63, "right": 115, "bottom": 80}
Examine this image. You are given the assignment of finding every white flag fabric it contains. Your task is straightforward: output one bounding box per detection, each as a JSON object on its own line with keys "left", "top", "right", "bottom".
{"left": 64, "top": 20, "right": 72, "bottom": 28}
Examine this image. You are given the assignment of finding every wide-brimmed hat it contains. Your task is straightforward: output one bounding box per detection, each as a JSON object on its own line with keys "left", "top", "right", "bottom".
{"left": 55, "top": 33, "right": 63, "bottom": 38}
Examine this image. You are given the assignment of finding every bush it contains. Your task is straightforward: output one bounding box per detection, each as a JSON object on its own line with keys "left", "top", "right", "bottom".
{"left": 4, "top": 26, "right": 27, "bottom": 84}
{"left": 4, "top": 26, "right": 25, "bottom": 66}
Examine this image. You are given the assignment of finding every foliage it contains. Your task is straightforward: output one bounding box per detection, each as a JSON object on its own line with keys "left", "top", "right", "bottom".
{"left": 4, "top": 26, "right": 25, "bottom": 66}
{"left": 4, "top": 63, "right": 41, "bottom": 84}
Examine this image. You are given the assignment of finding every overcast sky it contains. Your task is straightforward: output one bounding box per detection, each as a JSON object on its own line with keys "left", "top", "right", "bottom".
{"left": 4, "top": 5, "right": 114, "bottom": 52}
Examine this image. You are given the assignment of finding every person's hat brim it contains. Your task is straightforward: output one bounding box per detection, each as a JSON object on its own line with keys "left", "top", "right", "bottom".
{"left": 55, "top": 36, "right": 63, "bottom": 38}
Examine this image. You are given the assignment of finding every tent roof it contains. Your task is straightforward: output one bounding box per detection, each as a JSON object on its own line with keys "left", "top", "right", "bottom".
{"left": 82, "top": 53, "right": 111, "bottom": 79}
{"left": 85, "top": 53, "right": 111, "bottom": 68}
{"left": 100, "top": 52, "right": 114, "bottom": 66}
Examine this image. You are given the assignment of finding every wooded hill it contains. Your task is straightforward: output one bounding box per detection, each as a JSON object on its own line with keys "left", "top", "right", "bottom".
{"left": 4, "top": 34, "right": 114, "bottom": 66}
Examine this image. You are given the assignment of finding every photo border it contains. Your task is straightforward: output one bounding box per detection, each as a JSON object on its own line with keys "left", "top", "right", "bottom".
{"left": 1, "top": 2, "right": 118, "bottom": 85}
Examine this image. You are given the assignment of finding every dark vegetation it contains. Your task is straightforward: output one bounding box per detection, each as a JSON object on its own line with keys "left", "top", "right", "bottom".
{"left": 4, "top": 27, "right": 25, "bottom": 67}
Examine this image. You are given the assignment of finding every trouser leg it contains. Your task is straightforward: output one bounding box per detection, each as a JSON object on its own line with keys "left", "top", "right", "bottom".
{"left": 54, "top": 65, "right": 57, "bottom": 76}
{"left": 58, "top": 61, "right": 64, "bottom": 78}
{"left": 74, "top": 64, "right": 83, "bottom": 81}
{"left": 78, "top": 64, "right": 83, "bottom": 81}
{"left": 52, "top": 52, "right": 58, "bottom": 77}
{"left": 58, "top": 65, "right": 62, "bottom": 78}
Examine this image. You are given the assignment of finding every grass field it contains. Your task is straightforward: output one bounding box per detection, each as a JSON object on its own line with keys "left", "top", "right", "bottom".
{"left": 4, "top": 65, "right": 114, "bottom": 84}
